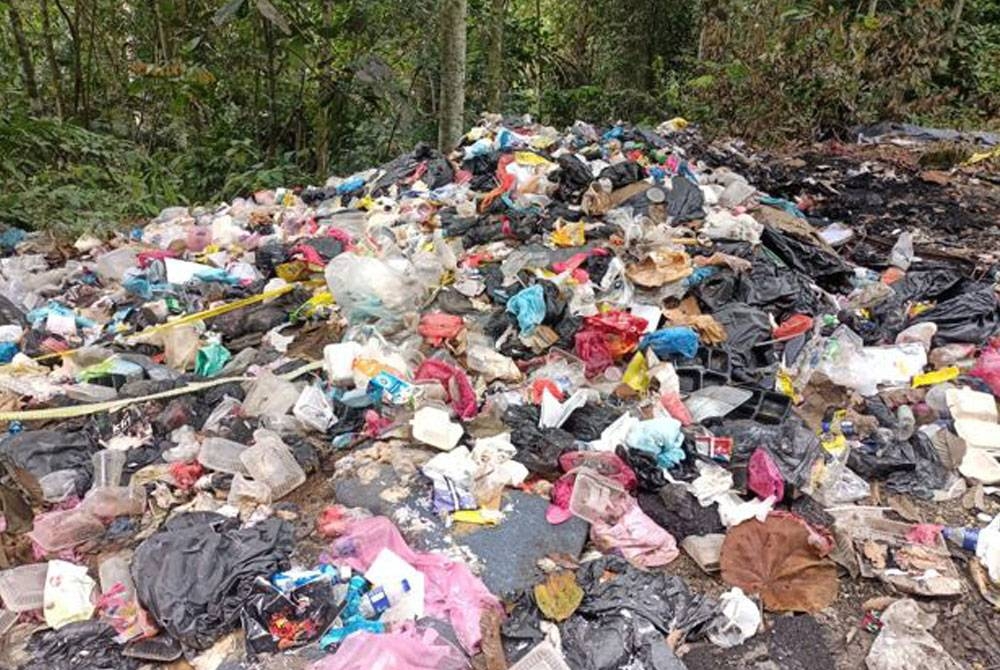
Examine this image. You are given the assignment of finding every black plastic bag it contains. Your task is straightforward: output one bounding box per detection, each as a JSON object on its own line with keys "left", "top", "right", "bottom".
{"left": 555, "top": 154, "right": 593, "bottom": 203}
{"left": 637, "top": 483, "right": 724, "bottom": 540}
{"left": 132, "top": 512, "right": 294, "bottom": 650}
{"left": 598, "top": 161, "right": 644, "bottom": 190}
{"left": 910, "top": 284, "right": 1000, "bottom": 345}
{"left": 761, "top": 225, "right": 849, "bottom": 280}
{"left": 504, "top": 405, "right": 576, "bottom": 477}
{"left": 0, "top": 429, "right": 96, "bottom": 500}
{"left": 666, "top": 175, "right": 705, "bottom": 222}
{"left": 21, "top": 621, "right": 138, "bottom": 670}
{"left": 711, "top": 303, "right": 772, "bottom": 369}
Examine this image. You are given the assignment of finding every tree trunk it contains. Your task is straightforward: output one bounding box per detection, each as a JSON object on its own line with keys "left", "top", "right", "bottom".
{"left": 944, "top": 0, "right": 965, "bottom": 49}
{"left": 484, "top": 0, "right": 505, "bottom": 114}
{"left": 53, "top": 0, "right": 84, "bottom": 118}
{"left": 40, "top": 0, "right": 65, "bottom": 118}
{"left": 437, "top": 0, "right": 467, "bottom": 152}
{"left": 7, "top": 2, "right": 41, "bottom": 111}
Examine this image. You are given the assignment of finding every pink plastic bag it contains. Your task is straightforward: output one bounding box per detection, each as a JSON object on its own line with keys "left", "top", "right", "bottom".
{"left": 748, "top": 449, "right": 784, "bottom": 503}
{"left": 971, "top": 341, "right": 1000, "bottom": 397}
{"left": 590, "top": 502, "right": 679, "bottom": 568}
{"left": 312, "top": 623, "right": 468, "bottom": 670}
{"left": 323, "top": 517, "right": 500, "bottom": 653}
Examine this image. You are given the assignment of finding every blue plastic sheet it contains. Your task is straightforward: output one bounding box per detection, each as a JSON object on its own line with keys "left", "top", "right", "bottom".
{"left": 640, "top": 327, "right": 700, "bottom": 358}
{"left": 506, "top": 284, "right": 546, "bottom": 334}
{"left": 626, "top": 418, "right": 685, "bottom": 468}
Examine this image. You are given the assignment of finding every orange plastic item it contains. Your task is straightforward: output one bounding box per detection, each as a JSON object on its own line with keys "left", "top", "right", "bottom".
{"left": 774, "top": 314, "right": 814, "bottom": 340}
{"left": 531, "top": 378, "right": 564, "bottom": 404}
{"left": 418, "top": 312, "right": 465, "bottom": 346}
{"left": 881, "top": 267, "right": 905, "bottom": 285}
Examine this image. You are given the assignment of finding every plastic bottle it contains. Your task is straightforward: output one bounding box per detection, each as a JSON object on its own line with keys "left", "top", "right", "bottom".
{"left": 358, "top": 579, "right": 412, "bottom": 619}
{"left": 942, "top": 527, "right": 979, "bottom": 551}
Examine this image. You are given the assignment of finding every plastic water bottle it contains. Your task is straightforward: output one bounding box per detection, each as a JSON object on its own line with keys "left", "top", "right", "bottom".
{"left": 942, "top": 527, "right": 979, "bottom": 551}
{"left": 359, "top": 579, "right": 412, "bottom": 619}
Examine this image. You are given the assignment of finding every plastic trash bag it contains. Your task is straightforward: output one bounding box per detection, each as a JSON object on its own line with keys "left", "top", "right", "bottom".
{"left": 313, "top": 623, "right": 469, "bottom": 670}
{"left": 323, "top": 515, "right": 500, "bottom": 653}
{"left": 21, "top": 620, "right": 139, "bottom": 670}
{"left": 666, "top": 175, "right": 706, "bottom": 222}
{"left": 507, "top": 284, "right": 546, "bottom": 334}
{"left": 325, "top": 252, "right": 423, "bottom": 324}
{"left": 865, "top": 599, "right": 961, "bottom": 670}
{"left": 640, "top": 327, "right": 699, "bottom": 359}
{"left": 747, "top": 449, "right": 784, "bottom": 503}
{"left": 910, "top": 285, "right": 1000, "bottom": 345}
{"left": 132, "top": 512, "right": 294, "bottom": 650}
{"left": 706, "top": 587, "right": 760, "bottom": 648}
{"left": 626, "top": 418, "right": 685, "bottom": 468}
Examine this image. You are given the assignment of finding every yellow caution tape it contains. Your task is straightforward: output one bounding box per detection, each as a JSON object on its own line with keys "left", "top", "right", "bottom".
{"left": 125, "top": 282, "right": 298, "bottom": 343}
{"left": 0, "top": 361, "right": 322, "bottom": 423}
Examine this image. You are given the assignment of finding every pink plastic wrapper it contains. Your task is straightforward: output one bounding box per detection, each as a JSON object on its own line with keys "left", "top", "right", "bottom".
{"left": 748, "top": 448, "right": 784, "bottom": 503}
{"left": 312, "top": 624, "right": 468, "bottom": 670}
{"left": 906, "top": 523, "right": 944, "bottom": 546}
{"left": 322, "top": 516, "right": 500, "bottom": 653}
{"left": 971, "top": 341, "right": 1000, "bottom": 397}
{"left": 590, "top": 502, "right": 679, "bottom": 568}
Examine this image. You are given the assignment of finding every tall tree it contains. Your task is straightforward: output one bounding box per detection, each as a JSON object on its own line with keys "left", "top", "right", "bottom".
{"left": 438, "top": 0, "right": 467, "bottom": 151}
{"left": 6, "top": 1, "right": 41, "bottom": 110}
{"left": 484, "top": 0, "right": 506, "bottom": 113}
{"left": 39, "top": 0, "right": 64, "bottom": 118}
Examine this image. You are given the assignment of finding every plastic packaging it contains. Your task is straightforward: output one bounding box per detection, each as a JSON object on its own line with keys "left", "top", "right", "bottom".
{"left": 293, "top": 384, "right": 337, "bottom": 432}
{"left": 411, "top": 406, "right": 464, "bottom": 451}
{"left": 198, "top": 437, "right": 250, "bottom": 475}
{"left": 99, "top": 552, "right": 136, "bottom": 599}
{"left": 194, "top": 342, "right": 232, "bottom": 377}
{"left": 242, "top": 371, "right": 300, "bottom": 417}
{"left": 568, "top": 469, "right": 631, "bottom": 524}
{"left": 239, "top": 429, "right": 306, "bottom": 500}
{"left": 92, "top": 449, "right": 126, "bottom": 489}
{"left": 82, "top": 486, "right": 146, "bottom": 518}
{"left": 325, "top": 252, "right": 422, "bottom": 324}
{"left": 95, "top": 247, "right": 139, "bottom": 282}
{"left": 707, "top": 587, "right": 761, "bottom": 648}
{"left": 43, "top": 559, "right": 97, "bottom": 629}
{"left": 640, "top": 327, "right": 700, "bottom": 359}
{"left": 0, "top": 562, "right": 48, "bottom": 612}
{"left": 889, "top": 231, "right": 914, "bottom": 270}
{"left": 28, "top": 508, "right": 105, "bottom": 553}
{"left": 506, "top": 284, "right": 546, "bottom": 334}
{"left": 971, "top": 341, "right": 1000, "bottom": 397}
{"left": 228, "top": 473, "right": 274, "bottom": 505}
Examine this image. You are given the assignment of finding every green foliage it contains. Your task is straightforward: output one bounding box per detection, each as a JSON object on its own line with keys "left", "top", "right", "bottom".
{"left": 0, "top": 0, "right": 998, "bottom": 238}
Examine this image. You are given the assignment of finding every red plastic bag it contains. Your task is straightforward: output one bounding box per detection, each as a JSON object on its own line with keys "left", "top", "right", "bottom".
{"left": 418, "top": 312, "right": 465, "bottom": 346}
{"left": 970, "top": 340, "right": 1000, "bottom": 397}
{"left": 582, "top": 311, "right": 648, "bottom": 357}
{"left": 748, "top": 449, "right": 784, "bottom": 502}
{"left": 415, "top": 359, "right": 478, "bottom": 419}
{"left": 574, "top": 330, "right": 614, "bottom": 378}
{"left": 660, "top": 392, "right": 693, "bottom": 426}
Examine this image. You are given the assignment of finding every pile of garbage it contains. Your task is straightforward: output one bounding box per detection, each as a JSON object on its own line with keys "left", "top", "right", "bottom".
{"left": 0, "top": 115, "right": 999, "bottom": 670}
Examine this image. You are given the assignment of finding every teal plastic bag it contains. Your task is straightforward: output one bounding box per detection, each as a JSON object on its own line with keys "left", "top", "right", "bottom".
{"left": 506, "top": 284, "right": 546, "bottom": 334}
{"left": 195, "top": 342, "right": 232, "bottom": 377}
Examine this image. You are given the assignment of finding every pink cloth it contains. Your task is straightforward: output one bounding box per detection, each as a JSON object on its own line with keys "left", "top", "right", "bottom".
{"left": 323, "top": 517, "right": 499, "bottom": 653}
{"left": 591, "top": 503, "right": 679, "bottom": 568}
{"left": 312, "top": 623, "right": 468, "bottom": 670}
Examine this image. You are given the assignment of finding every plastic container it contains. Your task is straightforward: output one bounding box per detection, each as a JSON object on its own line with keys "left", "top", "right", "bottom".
{"left": 92, "top": 449, "right": 126, "bottom": 489}
{"left": 410, "top": 406, "right": 463, "bottom": 451}
{"left": 239, "top": 430, "right": 305, "bottom": 500}
{"left": 99, "top": 552, "right": 136, "bottom": 599}
{"left": 509, "top": 640, "right": 572, "bottom": 670}
{"left": 28, "top": 508, "right": 105, "bottom": 553}
{"left": 242, "top": 372, "right": 300, "bottom": 418}
{"left": 39, "top": 469, "right": 79, "bottom": 502}
{"left": 82, "top": 486, "right": 146, "bottom": 518}
{"left": 568, "top": 469, "right": 631, "bottom": 525}
{"left": 198, "top": 437, "right": 250, "bottom": 476}
{"left": 0, "top": 563, "right": 48, "bottom": 612}
{"left": 227, "top": 474, "right": 273, "bottom": 505}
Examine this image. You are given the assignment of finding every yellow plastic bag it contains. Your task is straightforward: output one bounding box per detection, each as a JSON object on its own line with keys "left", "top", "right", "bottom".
{"left": 623, "top": 352, "right": 650, "bottom": 393}
{"left": 912, "top": 366, "right": 960, "bottom": 388}
{"left": 552, "top": 221, "right": 585, "bottom": 247}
